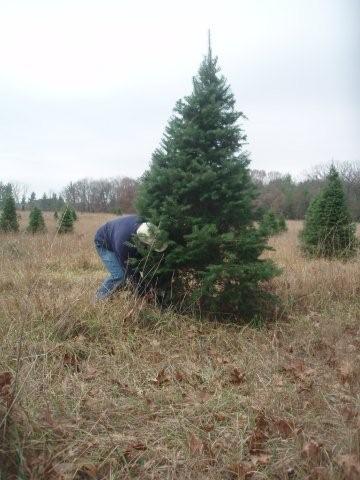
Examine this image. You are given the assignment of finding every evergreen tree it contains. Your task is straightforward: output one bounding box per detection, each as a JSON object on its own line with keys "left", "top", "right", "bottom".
{"left": 27, "top": 207, "right": 46, "bottom": 233}
{"left": 260, "top": 210, "right": 287, "bottom": 236}
{"left": 300, "top": 166, "right": 358, "bottom": 258}
{"left": 54, "top": 210, "right": 58, "bottom": 220}
{"left": 69, "top": 206, "right": 77, "bottom": 221}
{"left": 60, "top": 205, "right": 77, "bottom": 221}
{"left": 136, "top": 39, "right": 279, "bottom": 319}
{"left": 21, "top": 195, "right": 26, "bottom": 211}
{"left": 0, "top": 190, "right": 19, "bottom": 232}
{"left": 29, "top": 192, "right": 36, "bottom": 208}
{"left": 58, "top": 206, "right": 74, "bottom": 233}
{"left": 0, "top": 183, "right": 6, "bottom": 208}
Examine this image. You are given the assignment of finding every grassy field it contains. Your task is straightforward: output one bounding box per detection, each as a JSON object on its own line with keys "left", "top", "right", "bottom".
{"left": 0, "top": 213, "right": 359, "bottom": 479}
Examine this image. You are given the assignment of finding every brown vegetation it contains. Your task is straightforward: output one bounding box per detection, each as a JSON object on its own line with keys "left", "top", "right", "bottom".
{"left": 0, "top": 214, "right": 359, "bottom": 479}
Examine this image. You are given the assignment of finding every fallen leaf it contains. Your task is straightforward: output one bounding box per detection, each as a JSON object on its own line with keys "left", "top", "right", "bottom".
{"left": 282, "top": 360, "right": 309, "bottom": 380}
{"left": 41, "top": 407, "right": 67, "bottom": 436}
{"left": 248, "top": 429, "right": 268, "bottom": 454}
{"left": 63, "top": 352, "right": 80, "bottom": 371}
{"left": 251, "top": 454, "right": 270, "bottom": 466}
{"left": 150, "top": 367, "right": 170, "bottom": 386}
{"left": 0, "top": 371, "right": 12, "bottom": 401}
{"left": 306, "top": 466, "right": 328, "bottom": 479}
{"left": 297, "top": 380, "right": 314, "bottom": 393}
{"left": 214, "top": 412, "right": 226, "bottom": 421}
{"left": 293, "top": 360, "right": 306, "bottom": 373}
{"left": 74, "top": 334, "right": 86, "bottom": 343}
{"left": 0, "top": 371, "right": 12, "bottom": 389}
{"left": 203, "top": 441, "right": 215, "bottom": 463}
{"left": 273, "top": 418, "right": 299, "bottom": 438}
{"left": 247, "top": 412, "right": 270, "bottom": 454}
{"left": 202, "top": 423, "right": 215, "bottom": 432}
{"left": 24, "top": 454, "right": 53, "bottom": 478}
{"left": 336, "top": 454, "right": 360, "bottom": 480}
{"left": 186, "top": 331, "right": 195, "bottom": 339}
{"left": 83, "top": 365, "right": 98, "bottom": 381}
{"left": 226, "top": 462, "right": 254, "bottom": 478}
{"left": 175, "top": 370, "right": 185, "bottom": 381}
{"left": 111, "top": 380, "right": 136, "bottom": 396}
{"left": 216, "top": 355, "right": 231, "bottom": 365}
{"left": 339, "top": 361, "right": 354, "bottom": 385}
{"left": 230, "top": 368, "right": 246, "bottom": 385}
{"left": 342, "top": 406, "right": 358, "bottom": 423}
{"left": 129, "top": 442, "right": 147, "bottom": 451}
{"left": 124, "top": 442, "right": 147, "bottom": 456}
{"left": 302, "top": 440, "right": 321, "bottom": 460}
{"left": 254, "top": 412, "right": 268, "bottom": 428}
{"left": 188, "top": 433, "right": 204, "bottom": 455}
{"left": 197, "top": 390, "right": 211, "bottom": 403}
{"left": 52, "top": 462, "right": 75, "bottom": 478}
{"left": 273, "top": 375, "right": 285, "bottom": 387}
{"left": 77, "top": 464, "right": 98, "bottom": 479}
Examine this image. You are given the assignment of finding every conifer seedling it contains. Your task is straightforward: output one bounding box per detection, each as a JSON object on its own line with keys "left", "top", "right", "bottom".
{"left": 27, "top": 207, "right": 46, "bottom": 233}
{"left": 0, "top": 191, "right": 19, "bottom": 233}
{"left": 58, "top": 207, "right": 74, "bottom": 233}
{"left": 300, "top": 166, "right": 358, "bottom": 259}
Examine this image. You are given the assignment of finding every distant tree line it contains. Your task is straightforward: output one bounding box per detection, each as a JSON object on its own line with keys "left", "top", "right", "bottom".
{"left": 25, "top": 192, "right": 66, "bottom": 211}
{"left": 62, "top": 176, "right": 138, "bottom": 213}
{"left": 252, "top": 161, "right": 360, "bottom": 221}
{"left": 1, "top": 176, "right": 139, "bottom": 214}
{"left": 1, "top": 161, "right": 358, "bottom": 218}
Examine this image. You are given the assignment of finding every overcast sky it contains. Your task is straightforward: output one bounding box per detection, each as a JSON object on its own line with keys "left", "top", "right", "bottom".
{"left": 0, "top": 0, "right": 359, "bottom": 196}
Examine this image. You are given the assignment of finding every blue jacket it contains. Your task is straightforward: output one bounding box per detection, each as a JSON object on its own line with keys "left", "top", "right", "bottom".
{"left": 94, "top": 215, "right": 142, "bottom": 269}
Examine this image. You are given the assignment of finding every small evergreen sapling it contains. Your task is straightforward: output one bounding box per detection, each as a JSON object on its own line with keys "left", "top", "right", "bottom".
{"left": 69, "top": 206, "right": 77, "bottom": 221}
{"left": 58, "top": 206, "right": 74, "bottom": 233}
{"left": 27, "top": 207, "right": 46, "bottom": 233}
{"left": 0, "top": 191, "right": 19, "bottom": 232}
{"left": 300, "top": 165, "right": 358, "bottom": 259}
{"left": 277, "top": 214, "right": 287, "bottom": 232}
{"left": 260, "top": 211, "right": 287, "bottom": 236}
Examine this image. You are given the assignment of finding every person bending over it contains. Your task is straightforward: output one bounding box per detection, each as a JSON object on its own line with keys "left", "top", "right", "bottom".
{"left": 94, "top": 214, "right": 167, "bottom": 300}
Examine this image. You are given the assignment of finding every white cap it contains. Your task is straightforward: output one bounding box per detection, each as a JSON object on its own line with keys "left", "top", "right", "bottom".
{"left": 136, "top": 222, "right": 168, "bottom": 253}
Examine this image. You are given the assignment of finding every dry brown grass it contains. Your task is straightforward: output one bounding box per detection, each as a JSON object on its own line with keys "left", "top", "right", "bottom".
{"left": 0, "top": 214, "right": 359, "bottom": 479}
